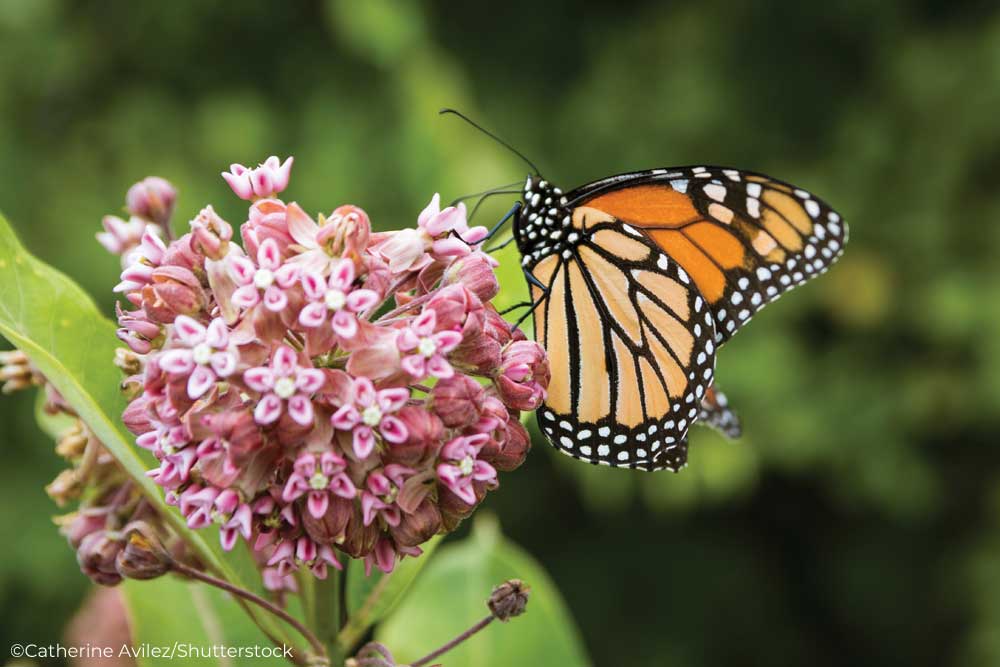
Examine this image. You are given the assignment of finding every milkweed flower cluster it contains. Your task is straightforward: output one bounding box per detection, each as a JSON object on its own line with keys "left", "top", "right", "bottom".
{"left": 107, "top": 157, "right": 548, "bottom": 582}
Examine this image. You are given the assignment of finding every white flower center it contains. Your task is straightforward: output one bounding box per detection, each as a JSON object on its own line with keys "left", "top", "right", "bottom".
{"left": 254, "top": 268, "right": 275, "bottom": 289}
{"left": 418, "top": 337, "right": 437, "bottom": 357}
{"left": 192, "top": 343, "right": 213, "bottom": 365}
{"left": 361, "top": 405, "right": 383, "bottom": 427}
{"left": 459, "top": 455, "right": 475, "bottom": 476}
{"left": 274, "top": 376, "right": 296, "bottom": 399}
{"left": 324, "top": 289, "right": 347, "bottom": 311}
{"left": 309, "top": 472, "right": 329, "bottom": 490}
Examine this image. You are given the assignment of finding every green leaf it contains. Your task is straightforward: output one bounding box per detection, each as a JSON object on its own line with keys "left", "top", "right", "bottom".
{"left": 0, "top": 212, "right": 292, "bottom": 646}
{"left": 339, "top": 535, "right": 443, "bottom": 651}
{"left": 376, "top": 517, "right": 590, "bottom": 666}
{"left": 122, "top": 575, "right": 286, "bottom": 667}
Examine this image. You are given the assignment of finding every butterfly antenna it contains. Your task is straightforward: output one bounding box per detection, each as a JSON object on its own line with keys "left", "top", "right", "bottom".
{"left": 439, "top": 108, "right": 541, "bottom": 175}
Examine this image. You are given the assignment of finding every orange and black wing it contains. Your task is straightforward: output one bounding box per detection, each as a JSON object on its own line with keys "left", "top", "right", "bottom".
{"left": 530, "top": 216, "right": 717, "bottom": 471}
{"left": 570, "top": 166, "right": 847, "bottom": 345}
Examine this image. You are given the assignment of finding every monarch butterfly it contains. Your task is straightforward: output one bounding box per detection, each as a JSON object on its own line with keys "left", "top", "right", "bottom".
{"left": 444, "top": 111, "right": 847, "bottom": 472}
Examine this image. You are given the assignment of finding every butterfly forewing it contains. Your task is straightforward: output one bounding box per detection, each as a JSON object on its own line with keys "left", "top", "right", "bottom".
{"left": 571, "top": 166, "right": 848, "bottom": 345}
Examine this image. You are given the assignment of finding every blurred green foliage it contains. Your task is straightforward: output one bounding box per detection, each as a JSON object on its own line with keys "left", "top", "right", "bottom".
{"left": 1, "top": 0, "right": 998, "bottom": 665}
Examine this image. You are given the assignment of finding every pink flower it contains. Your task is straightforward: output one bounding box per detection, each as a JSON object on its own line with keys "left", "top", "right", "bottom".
{"left": 417, "top": 194, "right": 489, "bottom": 259}
{"left": 126, "top": 176, "right": 177, "bottom": 225}
{"left": 98, "top": 215, "right": 158, "bottom": 259}
{"left": 299, "top": 260, "right": 379, "bottom": 339}
{"left": 360, "top": 464, "right": 413, "bottom": 527}
{"left": 222, "top": 156, "right": 293, "bottom": 200}
{"left": 397, "top": 310, "right": 462, "bottom": 380}
{"left": 331, "top": 376, "right": 410, "bottom": 459}
{"left": 228, "top": 238, "right": 301, "bottom": 312}
{"left": 243, "top": 346, "right": 325, "bottom": 426}
{"left": 114, "top": 229, "right": 167, "bottom": 294}
{"left": 214, "top": 489, "right": 253, "bottom": 551}
{"left": 282, "top": 451, "right": 356, "bottom": 519}
{"left": 494, "top": 341, "right": 550, "bottom": 411}
{"left": 436, "top": 433, "right": 497, "bottom": 505}
{"left": 157, "top": 316, "right": 239, "bottom": 400}
{"left": 371, "top": 227, "right": 431, "bottom": 274}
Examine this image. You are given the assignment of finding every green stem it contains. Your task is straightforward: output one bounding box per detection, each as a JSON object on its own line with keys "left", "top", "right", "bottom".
{"left": 315, "top": 567, "right": 345, "bottom": 666}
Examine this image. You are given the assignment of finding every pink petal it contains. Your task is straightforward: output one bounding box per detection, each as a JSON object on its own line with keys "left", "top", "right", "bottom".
{"left": 262, "top": 286, "right": 288, "bottom": 312}
{"left": 400, "top": 355, "right": 426, "bottom": 378}
{"left": 227, "top": 256, "right": 257, "bottom": 285}
{"left": 271, "top": 345, "right": 297, "bottom": 375}
{"left": 472, "top": 460, "right": 498, "bottom": 482}
{"left": 427, "top": 355, "right": 454, "bottom": 379}
{"left": 329, "top": 259, "right": 355, "bottom": 290}
{"left": 396, "top": 328, "right": 419, "bottom": 351}
{"left": 412, "top": 309, "right": 437, "bottom": 336}
{"left": 173, "top": 315, "right": 207, "bottom": 346}
{"left": 205, "top": 318, "right": 229, "bottom": 348}
{"left": 187, "top": 365, "right": 216, "bottom": 399}
{"left": 257, "top": 238, "right": 282, "bottom": 270}
{"left": 275, "top": 263, "right": 301, "bottom": 288}
{"left": 282, "top": 475, "right": 308, "bottom": 503}
{"left": 299, "top": 302, "right": 328, "bottom": 328}
{"left": 361, "top": 493, "right": 381, "bottom": 526}
{"left": 296, "top": 368, "right": 325, "bottom": 393}
{"left": 252, "top": 168, "right": 274, "bottom": 198}
{"left": 377, "top": 387, "right": 410, "bottom": 412}
{"left": 347, "top": 288, "right": 379, "bottom": 313}
{"left": 353, "top": 427, "right": 375, "bottom": 459}
{"left": 220, "top": 527, "right": 239, "bottom": 551}
{"left": 222, "top": 170, "right": 254, "bottom": 200}
{"left": 331, "top": 405, "right": 360, "bottom": 430}
{"left": 307, "top": 491, "right": 329, "bottom": 519}
{"left": 159, "top": 349, "right": 195, "bottom": 375}
{"left": 331, "top": 311, "right": 358, "bottom": 339}
{"left": 379, "top": 415, "right": 409, "bottom": 444}
{"left": 417, "top": 193, "right": 441, "bottom": 228}
{"left": 231, "top": 284, "right": 261, "bottom": 309}
{"left": 330, "top": 473, "right": 356, "bottom": 499}
{"left": 434, "top": 330, "right": 463, "bottom": 351}
{"left": 254, "top": 394, "right": 283, "bottom": 424}
{"left": 210, "top": 351, "right": 237, "bottom": 378}
{"left": 243, "top": 367, "right": 275, "bottom": 392}
{"left": 432, "top": 236, "right": 471, "bottom": 257}
{"left": 287, "top": 394, "right": 314, "bottom": 426}
{"left": 301, "top": 272, "right": 326, "bottom": 300}
{"left": 351, "top": 377, "right": 377, "bottom": 407}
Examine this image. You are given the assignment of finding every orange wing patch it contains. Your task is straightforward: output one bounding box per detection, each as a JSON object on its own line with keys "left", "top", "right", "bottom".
{"left": 586, "top": 185, "right": 700, "bottom": 228}
{"left": 648, "top": 229, "right": 727, "bottom": 302}
{"left": 567, "top": 262, "right": 611, "bottom": 422}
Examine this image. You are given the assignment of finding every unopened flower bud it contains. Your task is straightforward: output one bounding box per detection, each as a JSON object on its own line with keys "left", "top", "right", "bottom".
{"left": 385, "top": 406, "right": 443, "bottom": 466}
{"left": 77, "top": 531, "right": 126, "bottom": 586}
{"left": 59, "top": 507, "right": 111, "bottom": 549}
{"left": 126, "top": 177, "right": 177, "bottom": 226}
{"left": 430, "top": 375, "right": 483, "bottom": 429}
{"left": 114, "top": 347, "right": 143, "bottom": 376}
{"left": 488, "top": 579, "right": 530, "bottom": 621}
{"left": 442, "top": 254, "right": 500, "bottom": 301}
{"left": 492, "top": 418, "right": 531, "bottom": 472}
{"left": 390, "top": 497, "right": 442, "bottom": 548}
{"left": 115, "top": 522, "right": 172, "bottom": 580}
{"left": 302, "top": 496, "right": 353, "bottom": 545}
{"left": 190, "top": 205, "right": 233, "bottom": 260}
{"left": 339, "top": 508, "right": 379, "bottom": 558}
{"left": 142, "top": 265, "right": 206, "bottom": 323}
{"left": 494, "top": 341, "right": 550, "bottom": 411}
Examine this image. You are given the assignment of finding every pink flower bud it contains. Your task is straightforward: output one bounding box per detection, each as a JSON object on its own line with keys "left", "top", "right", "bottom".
{"left": 77, "top": 531, "right": 126, "bottom": 586}
{"left": 494, "top": 341, "right": 550, "bottom": 411}
{"left": 442, "top": 254, "right": 500, "bottom": 301}
{"left": 141, "top": 266, "right": 206, "bottom": 323}
{"left": 126, "top": 177, "right": 177, "bottom": 226}
{"left": 430, "top": 375, "right": 484, "bottom": 429}
{"left": 190, "top": 205, "right": 233, "bottom": 260}
{"left": 491, "top": 418, "right": 531, "bottom": 472}
{"left": 301, "top": 496, "right": 353, "bottom": 545}
{"left": 390, "top": 497, "right": 442, "bottom": 548}
{"left": 339, "top": 508, "right": 379, "bottom": 559}
{"left": 425, "top": 284, "right": 485, "bottom": 337}
{"left": 385, "top": 406, "right": 444, "bottom": 466}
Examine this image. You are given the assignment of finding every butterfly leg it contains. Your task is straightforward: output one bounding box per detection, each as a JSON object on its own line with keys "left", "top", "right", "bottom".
{"left": 453, "top": 201, "right": 522, "bottom": 245}
{"left": 697, "top": 385, "right": 742, "bottom": 439}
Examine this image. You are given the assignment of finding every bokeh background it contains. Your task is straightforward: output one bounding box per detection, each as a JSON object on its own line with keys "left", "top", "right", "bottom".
{"left": 2, "top": 0, "right": 1000, "bottom": 665}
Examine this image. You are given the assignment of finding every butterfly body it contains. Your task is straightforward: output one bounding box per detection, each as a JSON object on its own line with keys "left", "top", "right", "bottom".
{"left": 513, "top": 166, "right": 847, "bottom": 471}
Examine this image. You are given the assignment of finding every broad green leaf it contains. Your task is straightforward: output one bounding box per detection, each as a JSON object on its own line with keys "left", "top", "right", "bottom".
{"left": 376, "top": 517, "right": 590, "bottom": 666}
{"left": 339, "top": 535, "right": 442, "bottom": 650}
{"left": 122, "top": 575, "right": 287, "bottom": 667}
{"left": 0, "top": 212, "right": 291, "bottom": 646}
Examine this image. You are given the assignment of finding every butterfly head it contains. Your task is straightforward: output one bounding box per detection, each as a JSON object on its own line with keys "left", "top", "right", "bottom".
{"left": 515, "top": 175, "right": 572, "bottom": 268}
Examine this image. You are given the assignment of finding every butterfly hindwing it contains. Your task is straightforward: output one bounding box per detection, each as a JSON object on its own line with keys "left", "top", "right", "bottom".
{"left": 530, "top": 219, "right": 717, "bottom": 471}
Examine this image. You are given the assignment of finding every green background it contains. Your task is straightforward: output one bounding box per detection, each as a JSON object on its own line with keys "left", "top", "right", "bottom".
{"left": 2, "top": 0, "right": 999, "bottom": 665}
